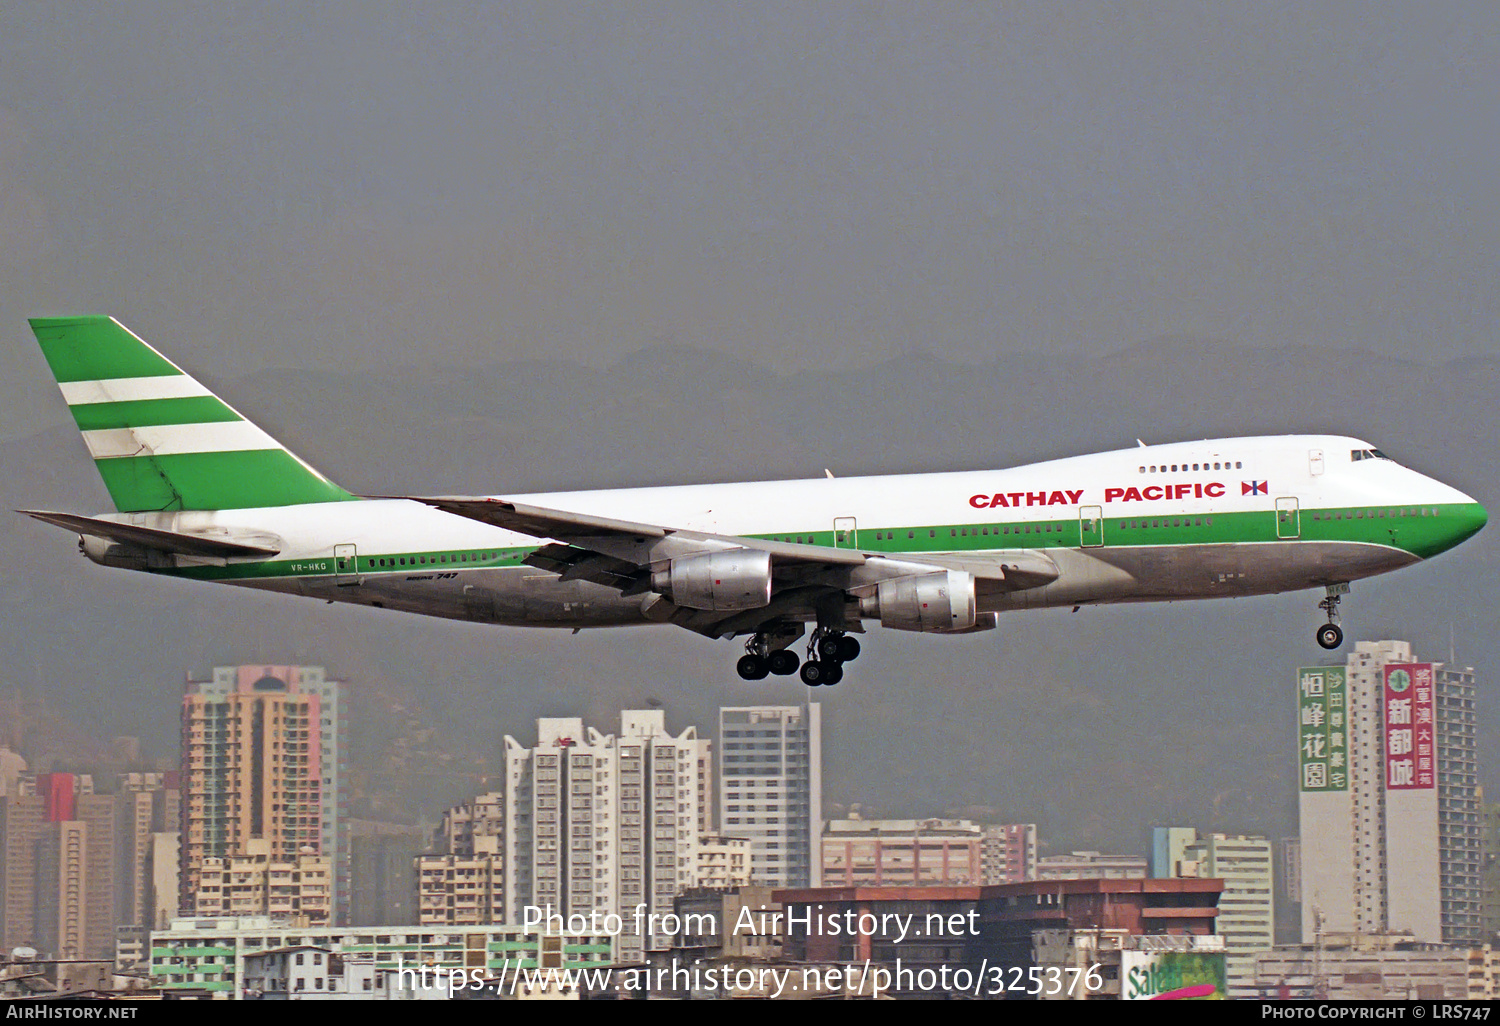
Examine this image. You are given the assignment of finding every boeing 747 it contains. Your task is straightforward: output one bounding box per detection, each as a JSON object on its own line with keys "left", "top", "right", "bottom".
{"left": 21, "top": 317, "right": 1488, "bottom": 685}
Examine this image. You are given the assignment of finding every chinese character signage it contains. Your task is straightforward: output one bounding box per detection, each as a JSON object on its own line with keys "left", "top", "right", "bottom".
{"left": 1384, "top": 663, "right": 1435, "bottom": 790}
{"left": 1298, "top": 667, "right": 1347, "bottom": 792}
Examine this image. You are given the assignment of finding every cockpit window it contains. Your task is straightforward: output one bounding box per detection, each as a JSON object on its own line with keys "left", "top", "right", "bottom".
{"left": 1351, "top": 449, "right": 1393, "bottom": 462}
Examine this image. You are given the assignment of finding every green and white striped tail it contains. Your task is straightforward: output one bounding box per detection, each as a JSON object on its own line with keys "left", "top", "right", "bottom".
{"left": 30, "top": 316, "right": 357, "bottom": 512}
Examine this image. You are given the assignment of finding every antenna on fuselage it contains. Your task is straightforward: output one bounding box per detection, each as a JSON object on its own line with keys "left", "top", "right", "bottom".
{"left": 1137, "top": 439, "right": 1147, "bottom": 448}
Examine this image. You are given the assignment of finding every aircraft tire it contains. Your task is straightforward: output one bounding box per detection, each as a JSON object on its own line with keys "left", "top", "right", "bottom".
{"left": 800, "top": 661, "right": 825, "bottom": 686}
{"left": 737, "top": 654, "right": 770, "bottom": 680}
{"left": 836, "top": 636, "right": 861, "bottom": 662}
{"left": 768, "top": 650, "right": 800, "bottom": 676}
{"left": 1316, "top": 623, "right": 1344, "bottom": 650}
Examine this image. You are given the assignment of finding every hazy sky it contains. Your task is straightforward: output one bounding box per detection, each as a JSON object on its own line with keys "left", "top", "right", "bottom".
{"left": 1, "top": 4, "right": 1496, "bottom": 439}
{"left": 2, "top": 5, "right": 1497, "bottom": 846}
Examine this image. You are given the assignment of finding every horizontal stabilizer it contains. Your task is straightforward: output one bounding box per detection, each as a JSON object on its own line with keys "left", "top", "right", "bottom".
{"left": 19, "top": 510, "right": 282, "bottom": 558}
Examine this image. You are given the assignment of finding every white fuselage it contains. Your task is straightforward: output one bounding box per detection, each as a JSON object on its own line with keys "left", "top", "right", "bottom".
{"left": 124, "top": 434, "right": 1482, "bottom": 634}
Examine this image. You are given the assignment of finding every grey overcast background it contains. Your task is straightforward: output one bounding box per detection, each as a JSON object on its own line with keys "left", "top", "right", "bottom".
{"left": 1, "top": 4, "right": 1497, "bottom": 848}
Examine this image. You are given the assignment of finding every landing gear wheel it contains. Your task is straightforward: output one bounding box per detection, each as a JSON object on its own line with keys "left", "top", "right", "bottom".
{"left": 737, "top": 654, "right": 769, "bottom": 680}
{"left": 767, "top": 649, "right": 800, "bottom": 676}
{"left": 1317, "top": 623, "right": 1344, "bottom": 650}
{"left": 817, "top": 634, "right": 845, "bottom": 661}
{"left": 800, "top": 661, "right": 826, "bottom": 687}
{"left": 820, "top": 661, "right": 843, "bottom": 686}
{"left": 836, "top": 636, "right": 861, "bottom": 662}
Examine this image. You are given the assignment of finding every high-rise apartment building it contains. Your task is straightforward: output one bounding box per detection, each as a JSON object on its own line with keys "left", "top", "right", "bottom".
{"left": 192, "top": 839, "right": 332, "bottom": 924}
{"left": 439, "top": 792, "right": 504, "bottom": 857}
{"left": 982, "top": 823, "right": 1039, "bottom": 883}
{"left": 417, "top": 793, "right": 504, "bottom": 927}
{"left": 115, "top": 771, "right": 180, "bottom": 930}
{"left": 1298, "top": 641, "right": 1482, "bottom": 943}
{"left": 503, "top": 709, "right": 710, "bottom": 961}
{"left": 718, "top": 704, "right": 822, "bottom": 888}
{"left": 180, "top": 666, "right": 345, "bottom": 921}
{"left": 0, "top": 773, "right": 115, "bottom": 959}
{"left": 1153, "top": 827, "right": 1275, "bottom": 997}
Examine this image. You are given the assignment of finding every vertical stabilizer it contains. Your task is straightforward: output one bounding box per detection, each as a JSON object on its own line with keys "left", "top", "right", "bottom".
{"left": 30, "top": 316, "right": 357, "bottom": 511}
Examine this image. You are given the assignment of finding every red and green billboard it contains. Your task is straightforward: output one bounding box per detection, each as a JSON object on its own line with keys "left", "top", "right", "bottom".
{"left": 1383, "top": 663, "right": 1435, "bottom": 790}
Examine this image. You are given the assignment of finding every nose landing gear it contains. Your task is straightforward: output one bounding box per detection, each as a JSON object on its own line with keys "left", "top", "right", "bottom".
{"left": 1316, "top": 584, "right": 1348, "bottom": 650}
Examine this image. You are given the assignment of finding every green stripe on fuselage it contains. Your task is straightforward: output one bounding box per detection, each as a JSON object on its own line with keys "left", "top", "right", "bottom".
{"left": 163, "top": 547, "right": 533, "bottom": 581}
{"left": 143, "top": 502, "right": 1483, "bottom": 583}
{"left": 31, "top": 317, "right": 182, "bottom": 383}
{"left": 1301, "top": 502, "right": 1486, "bottom": 559}
{"left": 69, "top": 395, "right": 242, "bottom": 431}
{"left": 760, "top": 502, "right": 1482, "bottom": 560}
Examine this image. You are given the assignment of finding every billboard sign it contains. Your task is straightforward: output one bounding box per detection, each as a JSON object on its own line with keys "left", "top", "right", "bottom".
{"left": 1383, "top": 663, "right": 1435, "bottom": 790}
{"left": 1298, "top": 666, "right": 1348, "bottom": 792}
{"left": 1121, "top": 949, "right": 1228, "bottom": 1000}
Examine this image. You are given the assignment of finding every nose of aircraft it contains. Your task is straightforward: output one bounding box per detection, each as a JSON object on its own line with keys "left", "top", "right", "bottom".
{"left": 1439, "top": 494, "right": 1488, "bottom": 554}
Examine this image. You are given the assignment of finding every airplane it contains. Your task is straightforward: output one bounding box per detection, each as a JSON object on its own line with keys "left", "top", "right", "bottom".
{"left": 21, "top": 316, "right": 1488, "bottom": 686}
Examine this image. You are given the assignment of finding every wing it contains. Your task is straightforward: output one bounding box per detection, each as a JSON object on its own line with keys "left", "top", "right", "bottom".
{"left": 411, "top": 496, "right": 1058, "bottom": 637}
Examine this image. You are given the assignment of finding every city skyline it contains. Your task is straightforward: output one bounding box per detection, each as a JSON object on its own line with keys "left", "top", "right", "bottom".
{"left": 0, "top": 637, "right": 1487, "bottom": 861}
{"left": 1, "top": 641, "right": 1494, "bottom": 1000}
{"left": 2, "top": 5, "right": 1497, "bottom": 869}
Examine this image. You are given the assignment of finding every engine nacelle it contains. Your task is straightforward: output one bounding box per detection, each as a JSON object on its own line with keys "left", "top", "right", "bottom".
{"left": 81, "top": 534, "right": 151, "bottom": 570}
{"left": 652, "top": 549, "right": 773, "bottom": 611}
{"left": 860, "top": 570, "right": 977, "bottom": 632}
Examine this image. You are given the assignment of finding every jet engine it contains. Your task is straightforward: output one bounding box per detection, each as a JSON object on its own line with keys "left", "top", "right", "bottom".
{"left": 652, "top": 549, "right": 773, "bottom": 611}
{"left": 860, "top": 569, "right": 977, "bottom": 632}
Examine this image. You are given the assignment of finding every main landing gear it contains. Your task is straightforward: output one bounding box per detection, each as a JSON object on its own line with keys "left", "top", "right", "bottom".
{"left": 1316, "top": 584, "right": 1348, "bottom": 650}
{"left": 799, "top": 627, "right": 860, "bottom": 687}
{"left": 735, "top": 625, "right": 805, "bottom": 681}
{"left": 735, "top": 625, "right": 862, "bottom": 687}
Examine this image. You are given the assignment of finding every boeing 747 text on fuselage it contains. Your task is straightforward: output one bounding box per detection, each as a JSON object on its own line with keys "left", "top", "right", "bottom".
{"left": 21, "top": 317, "right": 1488, "bottom": 685}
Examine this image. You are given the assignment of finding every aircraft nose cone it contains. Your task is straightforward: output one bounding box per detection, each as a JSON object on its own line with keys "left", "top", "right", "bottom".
{"left": 1443, "top": 497, "right": 1487, "bottom": 552}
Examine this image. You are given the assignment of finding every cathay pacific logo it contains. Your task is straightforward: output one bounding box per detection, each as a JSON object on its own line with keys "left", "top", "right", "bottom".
{"left": 1242, "top": 481, "right": 1268, "bottom": 495}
